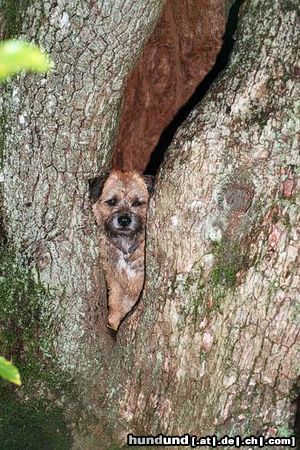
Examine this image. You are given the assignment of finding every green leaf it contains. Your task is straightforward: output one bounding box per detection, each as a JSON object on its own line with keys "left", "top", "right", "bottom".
{"left": 0, "top": 356, "right": 21, "bottom": 386}
{"left": 0, "top": 39, "right": 54, "bottom": 81}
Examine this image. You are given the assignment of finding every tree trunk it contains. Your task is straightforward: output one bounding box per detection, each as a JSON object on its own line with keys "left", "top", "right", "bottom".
{"left": 1, "top": 0, "right": 165, "bottom": 370}
{"left": 1, "top": 0, "right": 299, "bottom": 449}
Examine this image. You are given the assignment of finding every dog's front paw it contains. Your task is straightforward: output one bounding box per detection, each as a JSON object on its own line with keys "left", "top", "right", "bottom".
{"left": 108, "top": 314, "right": 121, "bottom": 331}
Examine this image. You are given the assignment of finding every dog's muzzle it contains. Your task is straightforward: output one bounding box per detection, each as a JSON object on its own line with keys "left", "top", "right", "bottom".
{"left": 106, "top": 212, "right": 143, "bottom": 236}
{"left": 117, "top": 214, "right": 132, "bottom": 228}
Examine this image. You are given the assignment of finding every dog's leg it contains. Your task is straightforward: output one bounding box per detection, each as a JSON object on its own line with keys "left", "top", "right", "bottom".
{"left": 107, "top": 282, "right": 129, "bottom": 330}
{"left": 107, "top": 283, "right": 139, "bottom": 331}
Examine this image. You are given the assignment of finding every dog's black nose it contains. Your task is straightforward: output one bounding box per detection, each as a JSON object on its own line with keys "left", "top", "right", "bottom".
{"left": 118, "top": 215, "right": 131, "bottom": 227}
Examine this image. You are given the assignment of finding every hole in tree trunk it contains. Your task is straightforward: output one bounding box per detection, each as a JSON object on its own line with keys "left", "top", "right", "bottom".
{"left": 112, "top": 0, "right": 244, "bottom": 176}
{"left": 91, "top": 0, "right": 245, "bottom": 338}
{"left": 112, "top": 0, "right": 225, "bottom": 174}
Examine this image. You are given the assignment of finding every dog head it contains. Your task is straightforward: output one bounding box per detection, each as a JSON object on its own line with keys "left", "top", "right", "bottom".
{"left": 91, "top": 171, "right": 153, "bottom": 248}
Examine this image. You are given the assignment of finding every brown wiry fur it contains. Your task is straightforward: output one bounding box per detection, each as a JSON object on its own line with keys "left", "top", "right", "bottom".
{"left": 92, "top": 171, "right": 151, "bottom": 331}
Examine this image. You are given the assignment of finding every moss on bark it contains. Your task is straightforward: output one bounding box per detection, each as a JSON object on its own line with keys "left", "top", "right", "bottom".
{"left": 0, "top": 245, "right": 75, "bottom": 447}
{"left": 0, "top": 246, "right": 43, "bottom": 360}
{"left": 0, "top": 385, "right": 72, "bottom": 450}
{"left": 0, "top": 0, "right": 36, "bottom": 38}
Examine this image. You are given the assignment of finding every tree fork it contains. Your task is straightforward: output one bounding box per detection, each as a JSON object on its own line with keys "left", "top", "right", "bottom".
{"left": 0, "top": 0, "right": 299, "bottom": 449}
{"left": 112, "top": 0, "right": 299, "bottom": 446}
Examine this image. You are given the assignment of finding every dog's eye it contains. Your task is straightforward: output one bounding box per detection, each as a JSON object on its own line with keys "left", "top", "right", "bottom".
{"left": 106, "top": 197, "right": 118, "bottom": 206}
{"left": 132, "top": 199, "right": 144, "bottom": 207}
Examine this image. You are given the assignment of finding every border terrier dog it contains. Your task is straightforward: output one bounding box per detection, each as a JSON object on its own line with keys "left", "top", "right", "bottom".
{"left": 90, "top": 170, "right": 153, "bottom": 331}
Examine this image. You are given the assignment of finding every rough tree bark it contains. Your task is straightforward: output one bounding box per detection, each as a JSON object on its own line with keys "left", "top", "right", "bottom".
{"left": 1, "top": 0, "right": 165, "bottom": 372}
{"left": 105, "top": 1, "right": 299, "bottom": 446}
{"left": 0, "top": 0, "right": 299, "bottom": 449}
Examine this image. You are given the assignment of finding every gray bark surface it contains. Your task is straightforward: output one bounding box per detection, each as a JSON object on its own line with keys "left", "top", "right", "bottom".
{"left": 1, "top": 0, "right": 164, "bottom": 374}
{"left": 0, "top": 0, "right": 299, "bottom": 448}
{"left": 112, "top": 0, "right": 299, "bottom": 445}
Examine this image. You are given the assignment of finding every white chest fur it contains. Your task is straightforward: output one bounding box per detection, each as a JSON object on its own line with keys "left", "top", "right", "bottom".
{"left": 117, "top": 252, "right": 137, "bottom": 280}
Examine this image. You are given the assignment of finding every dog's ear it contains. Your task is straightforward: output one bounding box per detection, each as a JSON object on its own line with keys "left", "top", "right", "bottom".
{"left": 142, "top": 174, "right": 154, "bottom": 193}
{"left": 89, "top": 173, "right": 109, "bottom": 203}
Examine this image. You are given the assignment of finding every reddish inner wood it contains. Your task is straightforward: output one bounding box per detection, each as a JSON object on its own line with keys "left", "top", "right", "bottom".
{"left": 112, "top": 0, "right": 225, "bottom": 173}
